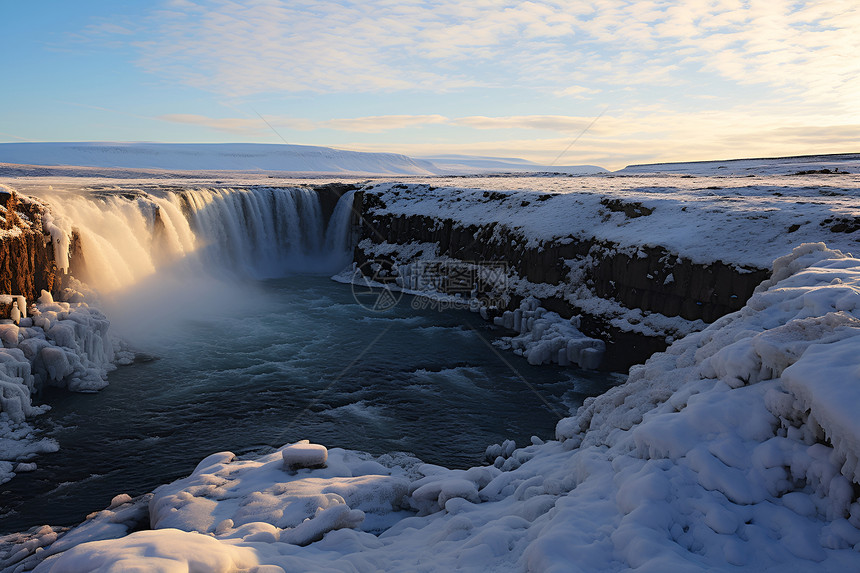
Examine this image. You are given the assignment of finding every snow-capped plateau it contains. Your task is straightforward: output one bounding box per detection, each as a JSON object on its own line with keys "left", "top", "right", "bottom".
{"left": 0, "top": 143, "right": 439, "bottom": 176}
{"left": 0, "top": 143, "right": 608, "bottom": 177}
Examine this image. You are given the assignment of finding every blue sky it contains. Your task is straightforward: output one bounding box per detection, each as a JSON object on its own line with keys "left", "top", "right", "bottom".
{"left": 1, "top": 0, "right": 858, "bottom": 169}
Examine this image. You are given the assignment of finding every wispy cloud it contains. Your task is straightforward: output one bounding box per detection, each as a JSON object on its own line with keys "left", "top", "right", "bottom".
{"left": 324, "top": 115, "right": 449, "bottom": 133}
{"left": 159, "top": 113, "right": 316, "bottom": 134}
{"left": 453, "top": 115, "right": 600, "bottom": 134}
{"left": 158, "top": 108, "right": 859, "bottom": 169}
{"left": 158, "top": 113, "right": 449, "bottom": 134}
{"left": 111, "top": 0, "right": 858, "bottom": 110}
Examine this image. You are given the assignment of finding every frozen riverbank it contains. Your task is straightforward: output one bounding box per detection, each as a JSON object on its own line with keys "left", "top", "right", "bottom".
{"left": 4, "top": 243, "right": 858, "bottom": 572}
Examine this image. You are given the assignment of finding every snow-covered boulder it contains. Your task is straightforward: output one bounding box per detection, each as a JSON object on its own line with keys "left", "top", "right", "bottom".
{"left": 282, "top": 441, "right": 328, "bottom": 471}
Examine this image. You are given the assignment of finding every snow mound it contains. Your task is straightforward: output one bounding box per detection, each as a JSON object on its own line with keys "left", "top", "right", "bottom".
{"left": 15, "top": 243, "right": 860, "bottom": 571}
{"left": 282, "top": 441, "right": 328, "bottom": 470}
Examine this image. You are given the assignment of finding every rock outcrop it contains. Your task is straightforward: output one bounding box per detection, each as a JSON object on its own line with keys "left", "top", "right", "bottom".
{"left": 0, "top": 190, "right": 58, "bottom": 316}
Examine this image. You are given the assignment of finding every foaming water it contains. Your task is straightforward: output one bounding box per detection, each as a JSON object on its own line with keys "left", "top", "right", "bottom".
{"left": 37, "top": 185, "right": 357, "bottom": 344}
{"left": 0, "top": 277, "right": 621, "bottom": 532}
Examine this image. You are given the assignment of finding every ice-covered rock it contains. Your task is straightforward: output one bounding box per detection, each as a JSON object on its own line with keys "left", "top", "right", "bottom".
{"left": 494, "top": 297, "right": 605, "bottom": 368}
{"left": 1, "top": 290, "right": 123, "bottom": 484}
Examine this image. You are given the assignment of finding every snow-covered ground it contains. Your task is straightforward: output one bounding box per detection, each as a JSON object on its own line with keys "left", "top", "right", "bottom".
{"left": 358, "top": 171, "right": 859, "bottom": 269}
{"left": 618, "top": 153, "right": 860, "bottom": 177}
{"left": 3, "top": 242, "right": 858, "bottom": 572}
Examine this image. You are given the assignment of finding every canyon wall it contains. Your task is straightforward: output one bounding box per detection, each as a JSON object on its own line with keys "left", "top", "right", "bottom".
{"left": 351, "top": 190, "right": 771, "bottom": 371}
{"left": 0, "top": 190, "right": 59, "bottom": 316}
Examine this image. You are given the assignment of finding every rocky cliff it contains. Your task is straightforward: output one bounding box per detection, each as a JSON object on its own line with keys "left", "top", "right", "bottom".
{"left": 0, "top": 190, "right": 58, "bottom": 316}
{"left": 352, "top": 185, "right": 776, "bottom": 371}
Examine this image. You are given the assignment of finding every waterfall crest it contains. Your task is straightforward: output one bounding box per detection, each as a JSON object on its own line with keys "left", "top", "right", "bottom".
{"left": 42, "top": 186, "right": 356, "bottom": 293}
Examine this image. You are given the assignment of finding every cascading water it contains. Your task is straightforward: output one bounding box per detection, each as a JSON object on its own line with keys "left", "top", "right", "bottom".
{"left": 43, "top": 186, "right": 357, "bottom": 292}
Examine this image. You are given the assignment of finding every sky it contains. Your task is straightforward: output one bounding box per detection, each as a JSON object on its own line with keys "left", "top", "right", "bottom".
{"left": 1, "top": 0, "right": 858, "bottom": 170}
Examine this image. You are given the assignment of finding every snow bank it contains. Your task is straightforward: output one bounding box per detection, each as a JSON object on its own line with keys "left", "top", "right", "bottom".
{"left": 16, "top": 243, "right": 860, "bottom": 571}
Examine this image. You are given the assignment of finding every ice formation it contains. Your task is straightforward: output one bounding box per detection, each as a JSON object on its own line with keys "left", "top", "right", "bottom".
{"left": 3, "top": 243, "right": 857, "bottom": 572}
{"left": 0, "top": 287, "right": 127, "bottom": 484}
{"left": 494, "top": 297, "right": 605, "bottom": 368}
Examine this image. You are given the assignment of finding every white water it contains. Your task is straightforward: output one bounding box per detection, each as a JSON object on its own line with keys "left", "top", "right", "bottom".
{"left": 32, "top": 185, "right": 357, "bottom": 345}
{"left": 42, "top": 186, "right": 356, "bottom": 292}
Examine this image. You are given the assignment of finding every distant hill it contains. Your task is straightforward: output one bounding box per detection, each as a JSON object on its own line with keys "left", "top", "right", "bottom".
{"left": 0, "top": 142, "right": 438, "bottom": 176}
{"left": 418, "top": 154, "right": 607, "bottom": 175}
{"left": 617, "top": 153, "right": 860, "bottom": 176}
{"left": 0, "top": 143, "right": 607, "bottom": 176}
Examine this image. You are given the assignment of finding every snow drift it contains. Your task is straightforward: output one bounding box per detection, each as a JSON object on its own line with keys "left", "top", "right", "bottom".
{"left": 9, "top": 243, "right": 859, "bottom": 572}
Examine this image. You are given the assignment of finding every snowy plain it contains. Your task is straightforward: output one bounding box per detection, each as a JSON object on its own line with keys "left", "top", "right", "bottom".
{"left": 359, "top": 169, "right": 860, "bottom": 269}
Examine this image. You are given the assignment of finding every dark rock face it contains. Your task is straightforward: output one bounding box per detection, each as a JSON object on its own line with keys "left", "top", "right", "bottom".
{"left": 314, "top": 183, "right": 361, "bottom": 228}
{"left": 354, "top": 195, "right": 771, "bottom": 372}
{"left": 0, "top": 191, "right": 58, "bottom": 313}
{"left": 588, "top": 244, "right": 769, "bottom": 323}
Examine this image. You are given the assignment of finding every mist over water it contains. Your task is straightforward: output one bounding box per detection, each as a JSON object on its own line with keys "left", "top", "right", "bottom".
{"left": 41, "top": 185, "right": 356, "bottom": 343}
{"left": 0, "top": 186, "right": 621, "bottom": 533}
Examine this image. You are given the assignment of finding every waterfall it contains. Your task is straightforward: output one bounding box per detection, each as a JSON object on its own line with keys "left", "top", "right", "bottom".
{"left": 41, "top": 186, "right": 356, "bottom": 293}
{"left": 324, "top": 190, "right": 357, "bottom": 260}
